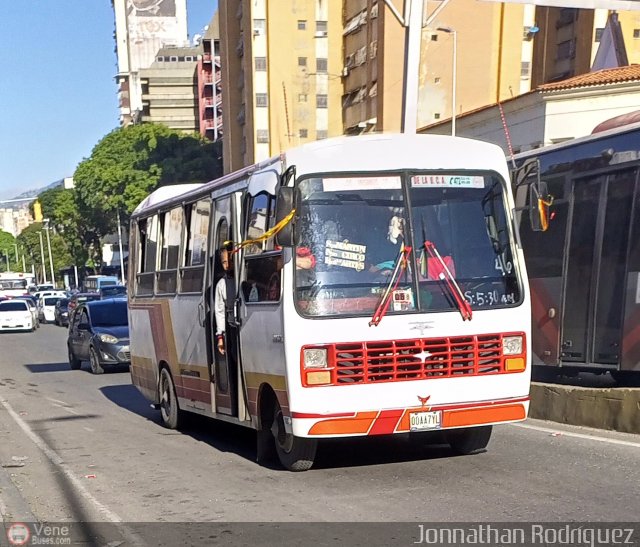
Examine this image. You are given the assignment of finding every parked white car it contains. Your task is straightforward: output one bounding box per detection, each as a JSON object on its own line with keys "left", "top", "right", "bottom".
{"left": 0, "top": 300, "right": 34, "bottom": 332}
{"left": 39, "top": 295, "right": 64, "bottom": 324}
{"left": 34, "top": 290, "right": 66, "bottom": 301}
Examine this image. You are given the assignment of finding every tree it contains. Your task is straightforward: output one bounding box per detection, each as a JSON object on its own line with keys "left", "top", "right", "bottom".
{"left": 0, "top": 230, "right": 16, "bottom": 272}
{"left": 73, "top": 123, "right": 222, "bottom": 267}
{"left": 15, "top": 224, "right": 71, "bottom": 285}
{"left": 74, "top": 123, "right": 222, "bottom": 217}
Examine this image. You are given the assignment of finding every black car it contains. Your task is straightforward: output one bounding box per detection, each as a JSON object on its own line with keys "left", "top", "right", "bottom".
{"left": 67, "top": 292, "right": 100, "bottom": 316}
{"left": 54, "top": 298, "right": 70, "bottom": 327}
{"left": 67, "top": 299, "right": 130, "bottom": 374}
{"left": 99, "top": 285, "right": 127, "bottom": 299}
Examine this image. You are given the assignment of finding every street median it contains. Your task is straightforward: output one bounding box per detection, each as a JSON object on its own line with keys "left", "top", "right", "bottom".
{"left": 530, "top": 383, "right": 640, "bottom": 434}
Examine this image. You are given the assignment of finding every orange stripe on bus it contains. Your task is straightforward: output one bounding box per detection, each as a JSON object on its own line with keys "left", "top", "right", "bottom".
{"left": 308, "top": 411, "right": 378, "bottom": 436}
{"left": 368, "top": 409, "right": 404, "bottom": 435}
{"left": 442, "top": 403, "right": 526, "bottom": 428}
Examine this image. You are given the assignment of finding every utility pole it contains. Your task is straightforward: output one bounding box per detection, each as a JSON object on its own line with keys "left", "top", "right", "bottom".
{"left": 44, "top": 220, "right": 55, "bottom": 288}
{"left": 38, "top": 231, "right": 47, "bottom": 284}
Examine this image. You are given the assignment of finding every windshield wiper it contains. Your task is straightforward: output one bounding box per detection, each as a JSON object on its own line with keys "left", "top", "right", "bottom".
{"left": 369, "top": 245, "right": 412, "bottom": 327}
{"left": 423, "top": 240, "right": 472, "bottom": 321}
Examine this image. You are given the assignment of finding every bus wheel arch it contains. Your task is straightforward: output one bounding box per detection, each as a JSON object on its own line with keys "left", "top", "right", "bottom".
{"left": 158, "top": 364, "right": 182, "bottom": 429}
{"left": 270, "top": 397, "right": 317, "bottom": 472}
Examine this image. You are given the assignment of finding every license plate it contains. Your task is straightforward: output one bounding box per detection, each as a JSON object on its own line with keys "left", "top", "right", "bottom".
{"left": 409, "top": 410, "right": 442, "bottom": 431}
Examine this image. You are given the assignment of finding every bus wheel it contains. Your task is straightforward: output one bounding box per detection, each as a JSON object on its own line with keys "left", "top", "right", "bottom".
{"left": 271, "top": 400, "right": 317, "bottom": 472}
{"left": 446, "top": 425, "right": 492, "bottom": 455}
{"left": 611, "top": 371, "right": 640, "bottom": 387}
{"left": 159, "top": 368, "right": 181, "bottom": 429}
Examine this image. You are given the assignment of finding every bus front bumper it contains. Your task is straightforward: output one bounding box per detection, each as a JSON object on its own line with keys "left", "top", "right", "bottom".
{"left": 290, "top": 396, "right": 529, "bottom": 438}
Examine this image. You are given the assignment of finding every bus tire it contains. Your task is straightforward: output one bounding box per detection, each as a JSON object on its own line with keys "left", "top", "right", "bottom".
{"left": 272, "top": 400, "right": 317, "bottom": 472}
{"left": 611, "top": 371, "right": 640, "bottom": 387}
{"left": 159, "top": 367, "right": 182, "bottom": 429}
{"left": 68, "top": 345, "right": 82, "bottom": 370}
{"left": 446, "top": 425, "right": 492, "bottom": 455}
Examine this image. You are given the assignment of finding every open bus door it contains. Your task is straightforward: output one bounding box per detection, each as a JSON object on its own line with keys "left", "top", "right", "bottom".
{"left": 561, "top": 168, "right": 637, "bottom": 368}
{"left": 207, "top": 195, "right": 239, "bottom": 417}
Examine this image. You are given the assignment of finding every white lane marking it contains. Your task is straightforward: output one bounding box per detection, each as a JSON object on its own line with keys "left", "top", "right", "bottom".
{"left": 0, "top": 398, "right": 145, "bottom": 546}
{"left": 512, "top": 422, "right": 640, "bottom": 448}
{"left": 46, "top": 397, "right": 80, "bottom": 415}
{"left": 46, "top": 397, "right": 70, "bottom": 406}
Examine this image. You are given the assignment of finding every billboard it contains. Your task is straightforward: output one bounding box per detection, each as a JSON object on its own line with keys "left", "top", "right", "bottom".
{"left": 478, "top": 0, "right": 640, "bottom": 9}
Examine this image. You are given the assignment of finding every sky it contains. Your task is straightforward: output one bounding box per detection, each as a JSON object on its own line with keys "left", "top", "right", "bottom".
{"left": 0, "top": 0, "right": 218, "bottom": 201}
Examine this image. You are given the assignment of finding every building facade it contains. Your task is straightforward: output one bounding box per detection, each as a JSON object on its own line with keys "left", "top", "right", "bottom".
{"left": 420, "top": 65, "right": 640, "bottom": 157}
{"left": 198, "top": 13, "right": 223, "bottom": 141}
{"left": 139, "top": 46, "right": 200, "bottom": 132}
{"left": 219, "top": 0, "right": 343, "bottom": 173}
{"left": 112, "top": 0, "right": 189, "bottom": 126}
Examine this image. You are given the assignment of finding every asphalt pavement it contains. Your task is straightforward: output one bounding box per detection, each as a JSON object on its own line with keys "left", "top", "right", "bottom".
{"left": 0, "top": 324, "right": 639, "bottom": 545}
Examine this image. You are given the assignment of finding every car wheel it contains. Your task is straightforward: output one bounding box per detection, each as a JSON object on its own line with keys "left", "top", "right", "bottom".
{"left": 89, "top": 347, "right": 104, "bottom": 375}
{"left": 159, "top": 368, "right": 181, "bottom": 429}
{"left": 271, "top": 399, "right": 317, "bottom": 471}
{"left": 68, "top": 345, "right": 82, "bottom": 370}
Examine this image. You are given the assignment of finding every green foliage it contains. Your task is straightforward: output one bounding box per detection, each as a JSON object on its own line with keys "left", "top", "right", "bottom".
{"left": 74, "top": 123, "right": 222, "bottom": 218}
{"left": 0, "top": 230, "right": 16, "bottom": 272}
{"left": 15, "top": 223, "right": 72, "bottom": 284}
{"left": 17, "top": 123, "right": 222, "bottom": 279}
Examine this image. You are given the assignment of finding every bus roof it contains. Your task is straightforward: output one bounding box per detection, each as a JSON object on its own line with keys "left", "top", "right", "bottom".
{"left": 512, "top": 119, "right": 640, "bottom": 162}
{"left": 132, "top": 133, "right": 510, "bottom": 218}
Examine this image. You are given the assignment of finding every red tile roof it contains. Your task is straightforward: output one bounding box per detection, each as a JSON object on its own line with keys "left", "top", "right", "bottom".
{"left": 538, "top": 65, "right": 640, "bottom": 91}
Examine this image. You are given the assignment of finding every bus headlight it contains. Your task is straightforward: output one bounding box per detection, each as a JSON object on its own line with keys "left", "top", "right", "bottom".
{"left": 303, "top": 348, "right": 327, "bottom": 368}
{"left": 503, "top": 335, "right": 523, "bottom": 355}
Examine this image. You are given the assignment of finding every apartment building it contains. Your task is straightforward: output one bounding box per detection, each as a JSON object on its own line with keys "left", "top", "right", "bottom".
{"left": 112, "top": 0, "right": 189, "bottom": 126}
{"left": 219, "top": 0, "right": 343, "bottom": 173}
{"left": 531, "top": 7, "right": 640, "bottom": 85}
{"left": 139, "top": 46, "right": 200, "bottom": 132}
{"left": 198, "top": 13, "right": 223, "bottom": 141}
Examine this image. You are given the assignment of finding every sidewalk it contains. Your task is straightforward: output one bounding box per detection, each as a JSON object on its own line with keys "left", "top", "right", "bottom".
{"left": 530, "top": 382, "right": 640, "bottom": 435}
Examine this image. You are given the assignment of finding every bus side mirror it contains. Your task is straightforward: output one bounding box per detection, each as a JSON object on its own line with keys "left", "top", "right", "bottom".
{"left": 529, "top": 180, "right": 553, "bottom": 232}
{"left": 275, "top": 187, "right": 296, "bottom": 247}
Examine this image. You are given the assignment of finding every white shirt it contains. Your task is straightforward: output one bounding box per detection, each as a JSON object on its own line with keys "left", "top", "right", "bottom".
{"left": 214, "top": 277, "right": 227, "bottom": 335}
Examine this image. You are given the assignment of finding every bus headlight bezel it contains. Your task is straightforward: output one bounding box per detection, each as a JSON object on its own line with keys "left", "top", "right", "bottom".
{"left": 303, "top": 348, "right": 328, "bottom": 369}
{"left": 502, "top": 335, "right": 523, "bottom": 355}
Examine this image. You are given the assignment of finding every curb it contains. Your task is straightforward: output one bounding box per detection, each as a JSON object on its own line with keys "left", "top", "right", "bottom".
{"left": 530, "top": 383, "right": 640, "bottom": 435}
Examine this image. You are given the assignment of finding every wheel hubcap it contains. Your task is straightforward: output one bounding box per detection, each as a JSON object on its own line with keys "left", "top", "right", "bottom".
{"left": 272, "top": 408, "right": 293, "bottom": 453}
{"left": 161, "top": 377, "right": 171, "bottom": 415}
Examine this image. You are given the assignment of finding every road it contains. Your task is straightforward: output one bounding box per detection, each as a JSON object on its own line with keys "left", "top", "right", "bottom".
{"left": 0, "top": 324, "right": 639, "bottom": 545}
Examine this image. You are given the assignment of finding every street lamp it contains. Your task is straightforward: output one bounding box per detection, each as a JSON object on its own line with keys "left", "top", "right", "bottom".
{"left": 43, "top": 219, "right": 56, "bottom": 288}
{"left": 38, "top": 231, "right": 47, "bottom": 284}
{"left": 437, "top": 26, "right": 457, "bottom": 137}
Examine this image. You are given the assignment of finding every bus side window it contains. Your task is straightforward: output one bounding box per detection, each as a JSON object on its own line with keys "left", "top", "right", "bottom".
{"left": 242, "top": 255, "right": 283, "bottom": 303}
{"left": 244, "top": 192, "right": 276, "bottom": 254}
{"left": 180, "top": 200, "right": 210, "bottom": 293}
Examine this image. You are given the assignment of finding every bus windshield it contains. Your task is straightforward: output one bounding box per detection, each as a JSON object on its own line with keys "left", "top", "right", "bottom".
{"left": 294, "top": 173, "right": 521, "bottom": 317}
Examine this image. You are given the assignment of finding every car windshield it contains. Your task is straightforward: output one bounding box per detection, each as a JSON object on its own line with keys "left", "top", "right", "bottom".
{"left": 44, "top": 297, "right": 62, "bottom": 306}
{"left": 294, "top": 172, "right": 521, "bottom": 318}
{"left": 0, "top": 301, "right": 28, "bottom": 312}
{"left": 77, "top": 294, "right": 100, "bottom": 303}
{"left": 101, "top": 286, "right": 126, "bottom": 297}
{"left": 89, "top": 302, "right": 128, "bottom": 327}
{"left": 57, "top": 299, "right": 69, "bottom": 309}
